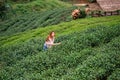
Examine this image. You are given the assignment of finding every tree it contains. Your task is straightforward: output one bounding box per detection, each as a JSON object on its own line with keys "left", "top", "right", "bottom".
{"left": 0, "top": 0, "right": 14, "bottom": 20}
{"left": 0, "top": 0, "right": 7, "bottom": 20}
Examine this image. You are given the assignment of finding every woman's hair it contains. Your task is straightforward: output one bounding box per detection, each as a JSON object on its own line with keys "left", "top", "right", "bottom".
{"left": 46, "top": 31, "right": 55, "bottom": 41}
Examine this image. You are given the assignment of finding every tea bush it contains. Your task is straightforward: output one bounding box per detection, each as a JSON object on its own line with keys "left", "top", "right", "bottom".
{"left": 61, "top": 36, "right": 120, "bottom": 80}
{"left": 0, "top": 24, "right": 120, "bottom": 80}
{"left": 0, "top": 7, "right": 77, "bottom": 37}
{"left": 13, "top": 0, "right": 70, "bottom": 13}
{"left": 108, "top": 68, "right": 120, "bottom": 80}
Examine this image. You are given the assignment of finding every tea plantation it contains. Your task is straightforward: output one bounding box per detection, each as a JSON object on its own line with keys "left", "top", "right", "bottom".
{"left": 13, "top": 0, "right": 71, "bottom": 13}
{"left": 0, "top": 15, "right": 120, "bottom": 80}
{"left": 0, "top": 6, "right": 79, "bottom": 37}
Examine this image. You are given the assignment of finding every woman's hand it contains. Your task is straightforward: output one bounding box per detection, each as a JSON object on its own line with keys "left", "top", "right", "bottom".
{"left": 53, "top": 42, "right": 61, "bottom": 45}
{"left": 57, "top": 42, "right": 61, "bottom": 45}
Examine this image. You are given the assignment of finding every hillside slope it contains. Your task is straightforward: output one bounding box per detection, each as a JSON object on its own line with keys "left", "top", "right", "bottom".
{"left": 0, "top": 25, "right": 120, "bottom": 80}
{"left": 0, "top": 7, "right": 76, "bottom": 37}
{"left": 0, "top": 16, "right": 120, "bottom": 48}
{"left": 0, "top": 16, "right": 120, "bottom": 80}
{"left": 13, "top": 0, "right": 71, "bottom": 13}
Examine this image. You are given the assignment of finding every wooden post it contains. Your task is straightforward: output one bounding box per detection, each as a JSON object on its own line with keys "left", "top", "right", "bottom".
{"left": 104, "top": 12, "right": 106, "bottom": 16}
{"left": 91, "top": 11, "right": 94, "bottom": 17}
{"left": 111, "top": 12, "right": 112, "bottom": 15}
{"left": 116, "top": 10, "right": 119, "bottom": 15}
{"left": 98, "top": 11, "right": 101, "bottom": 17}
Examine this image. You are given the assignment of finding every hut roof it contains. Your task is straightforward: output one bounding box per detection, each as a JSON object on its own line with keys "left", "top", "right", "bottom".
{"left": 97, "top": 0, "right": 120, "bottom": 11}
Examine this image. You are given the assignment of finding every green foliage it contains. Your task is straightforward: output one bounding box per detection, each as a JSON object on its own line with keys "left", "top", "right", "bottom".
{"left": 0, "top": 6, "right": 78, "bottom": 37}
{"left": 0, "top": 0, "right": 119, "bottom": 80}
{"left": 0, "top": 38, "right": 44, "bottom": 66}
{"left": 108, "top": 68, "right": 120, "bottom": 80}
{"left": 0, "top": 24, "right": 120, "bottom": 79}
{"left": 0, "top": 0, "right": 7, "bottom": 20}
{"left": 13, "top": 0, "right": 71, "bottom": 13}
{"left": 0, "top": 0, "right": 15, "bottom": 20}
{"left": 11, "top": 0, "right": 35, "bottom": 2}
{"left": 0, "top": 15, "right": 120, "bottom": 48}
{"left": 88, "top": 0, "right": 96, "bottom": 3}
{"left": 60, "top": 0, "right": 73, "bottom": 2}
{"left": 0, "top": 14, "right": 120, "bottom": 79}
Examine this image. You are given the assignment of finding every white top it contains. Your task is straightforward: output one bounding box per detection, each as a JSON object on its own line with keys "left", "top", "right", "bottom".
{"left": 45, "top": 37, "right": 54, "bottom": 48}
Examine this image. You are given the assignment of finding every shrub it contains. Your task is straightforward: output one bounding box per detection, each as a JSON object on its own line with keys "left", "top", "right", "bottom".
{"left": 108, "top": 68, "right": 120, "bottom": 80}
{"left": 88, "top": 0, "right": 96, "bottom": 3}
{"left": 0, "top": 7, "right": 75, "bottom": 36}
{"left": 0, "top": 18, "right": 120, "bottom": 80}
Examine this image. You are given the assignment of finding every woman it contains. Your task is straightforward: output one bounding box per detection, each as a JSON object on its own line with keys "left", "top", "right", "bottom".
{"left": 43, "top": 31, "right": 61, "bottom": 50}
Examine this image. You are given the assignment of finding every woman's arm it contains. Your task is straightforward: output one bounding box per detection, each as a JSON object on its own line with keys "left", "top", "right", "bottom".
{"left": 46, "top": 42, "right": 61, "bottom": 46}
{"left": 52, "top": 42, "right": 61, "bottom": 46}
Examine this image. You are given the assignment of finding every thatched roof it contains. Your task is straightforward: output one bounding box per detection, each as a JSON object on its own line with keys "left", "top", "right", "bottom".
{"left": 97, "top": 0, "right": 120, "bottom": 11}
